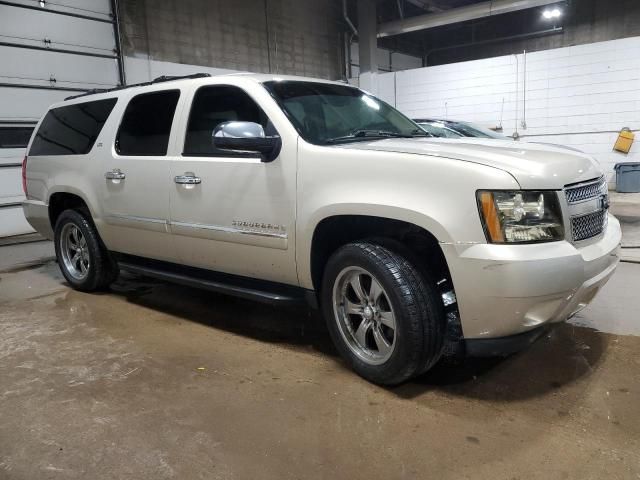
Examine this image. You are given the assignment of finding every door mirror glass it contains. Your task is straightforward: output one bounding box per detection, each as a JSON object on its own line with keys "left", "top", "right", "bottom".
{"left": 212, "top": 121, "right": 281, "bottom": 162}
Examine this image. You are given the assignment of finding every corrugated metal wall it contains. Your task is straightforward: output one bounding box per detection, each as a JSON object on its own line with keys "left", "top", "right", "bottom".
{"left": 120, "top": 0, "right": 345, "bottom": 79}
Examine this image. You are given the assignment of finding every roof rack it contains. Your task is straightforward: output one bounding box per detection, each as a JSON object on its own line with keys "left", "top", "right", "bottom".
{"left": 65, "top": 72, "right": 211, "bottom": 101}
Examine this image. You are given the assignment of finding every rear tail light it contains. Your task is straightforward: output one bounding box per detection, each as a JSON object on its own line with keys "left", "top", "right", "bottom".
{"left": 21, "top": 155, "right": 28, "bottom": 197}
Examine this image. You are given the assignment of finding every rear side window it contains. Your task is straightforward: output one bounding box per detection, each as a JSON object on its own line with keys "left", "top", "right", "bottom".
{"left": 116, "top": 90, "right": 180, "bottom": 156}
{"left": 0, "top": 126, "right": 35, "bottom": 149}
{"left": 29, "top": 98, "right": 117, "bottom": 156}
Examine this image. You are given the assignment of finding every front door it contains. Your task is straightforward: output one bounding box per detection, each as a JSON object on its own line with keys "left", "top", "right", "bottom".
{"left": 168, "top": 84, "right": 298, "bottom": 285}
{"left": 99, "top": 89, "right": 181, "bottom": 262}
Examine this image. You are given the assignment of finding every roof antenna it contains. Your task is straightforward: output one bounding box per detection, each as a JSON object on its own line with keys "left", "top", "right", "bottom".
{"left": 497, "top": 97, "right": 504, "bottom": 131}
{"left": 444, "top": 101, "right": 448, "bottom": 119}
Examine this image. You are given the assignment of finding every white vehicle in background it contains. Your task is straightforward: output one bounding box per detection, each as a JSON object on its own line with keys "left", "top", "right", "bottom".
{"left": 414, "top": 118, "right": 508, "bottom": 139}
{"left": 415, "top": 117, "right": 586, "bottom": 153}
{"left": 22, "top": 73, "right": 620, "bottom": 385}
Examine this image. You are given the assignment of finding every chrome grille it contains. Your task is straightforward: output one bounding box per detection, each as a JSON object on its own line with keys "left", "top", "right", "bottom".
{"left": 564, "top": 177, "right": 607, "bottom": 204}
{"left": 570, "top": 209, "right": 607, "bottom": 241}
{"left": 564, "top": 176, "right": 609, "bottom": 242}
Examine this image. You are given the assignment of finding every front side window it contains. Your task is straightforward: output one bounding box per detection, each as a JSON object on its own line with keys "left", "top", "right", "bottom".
{"left": 116, "top": 90, "right": 180, "bottom": 156}
{"left": 263, "top": 80, "right": 426, "bottom": 145}
{"left": 29, "top": 98, "right": 117, "bottom": 156}
{"left": 183, "top": 85, "right": 271, "bottom": 156}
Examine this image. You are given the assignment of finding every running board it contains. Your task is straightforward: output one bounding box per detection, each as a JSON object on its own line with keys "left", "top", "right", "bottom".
{"left": 114, "top": 253, "right": 312, "bottom": 307}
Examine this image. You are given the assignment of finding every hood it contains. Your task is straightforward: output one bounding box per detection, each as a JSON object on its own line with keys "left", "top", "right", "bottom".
{"left": 337, "top": 137, "right": 602, "bottom": 189}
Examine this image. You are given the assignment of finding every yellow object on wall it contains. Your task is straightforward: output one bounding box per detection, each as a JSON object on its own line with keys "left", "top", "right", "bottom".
{"left": 614, "top": 128, "right": 635, "bottom": 154}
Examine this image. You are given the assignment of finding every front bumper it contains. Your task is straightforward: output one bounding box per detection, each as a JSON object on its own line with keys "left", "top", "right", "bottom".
{"left": 442, "top": 213, "right": 621, "bottom": 340}
{"left": 465, "top": 324, "right": 551, "bottom": 357}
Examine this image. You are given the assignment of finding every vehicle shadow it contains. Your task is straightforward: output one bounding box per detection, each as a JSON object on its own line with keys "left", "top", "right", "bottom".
{"left": 394, "top": 323, "right": 609, "bottom": 402}
{"left": 109, "top": 271, "right": 609, "bottom": 402}
{"left": 109, "top": 271, "right": 338, "bottom": 356}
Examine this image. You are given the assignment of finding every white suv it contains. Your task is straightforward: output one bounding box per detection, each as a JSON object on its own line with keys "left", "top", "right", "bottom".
{"left": 22, "top": 73, "right": 621, "bottom": 385}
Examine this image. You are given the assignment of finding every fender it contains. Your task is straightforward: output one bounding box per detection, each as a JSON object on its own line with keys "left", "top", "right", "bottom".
{"left": 297, "top": 203, "right": 451, "bottom": 289}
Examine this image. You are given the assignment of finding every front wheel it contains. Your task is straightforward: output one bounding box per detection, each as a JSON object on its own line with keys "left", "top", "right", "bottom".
{"left": 321, "top": 241, "right": 445, "bottom": 386}
{"left": 54, "top": 209, "right": 118, "bottom": 291}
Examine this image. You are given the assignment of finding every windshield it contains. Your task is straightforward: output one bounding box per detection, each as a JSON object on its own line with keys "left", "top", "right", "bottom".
{"left": 452, "top": 121, "right": 506, "bottom": 139}
{"left": 263, "top": 80, "right": 427, "bottom": 145}
{"left": 416, "top": 122, "right": 463, "bottom": 139}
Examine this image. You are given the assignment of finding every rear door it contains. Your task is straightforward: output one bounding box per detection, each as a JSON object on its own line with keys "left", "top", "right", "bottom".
{"left": 168, "top": 83, "right": 298, "bottom": 285}
{"left": 98, "top": 89, "right": 182, "bottom": 262}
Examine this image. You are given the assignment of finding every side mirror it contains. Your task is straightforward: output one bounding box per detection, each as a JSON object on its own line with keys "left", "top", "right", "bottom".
{"left": 212, "top": 121, "right": 281, "bottom": 162}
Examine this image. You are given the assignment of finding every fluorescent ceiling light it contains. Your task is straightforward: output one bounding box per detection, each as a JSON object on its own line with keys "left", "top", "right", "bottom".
{"left": 542, "top": 7, "right": 562, "bottom": 19}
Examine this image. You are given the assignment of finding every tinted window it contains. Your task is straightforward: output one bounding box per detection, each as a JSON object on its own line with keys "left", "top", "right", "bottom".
{"left": 453, "top": 121, "right": 506, "bottom": 139}
{"left": 264, "top": 81, "right": 425, "bottom": 145}
{"left": 29, "top": 98, "right": 117, "bottom": 156}
{"left": 116, "top": 90, "right": 180, "bottom": 156}
{"left": 417, "top": 122, "right": 462, "bottom": 138}
{"left": 0, "top": 126, "right": 35, "bottom": 148}
{"left": 183, "top": 86, "right": 270, "bottom": 156}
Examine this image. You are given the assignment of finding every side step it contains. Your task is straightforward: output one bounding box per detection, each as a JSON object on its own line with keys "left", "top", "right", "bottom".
{"left": 114, "top": 253, "right": 313, "bottom": 307}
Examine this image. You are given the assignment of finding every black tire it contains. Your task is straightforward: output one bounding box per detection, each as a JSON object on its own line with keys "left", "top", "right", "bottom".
{"left": 54, "top": 208, "right": 118, "bottom": 291}
{"left": 321, "top": 241, "right": 445, "bottom": 386}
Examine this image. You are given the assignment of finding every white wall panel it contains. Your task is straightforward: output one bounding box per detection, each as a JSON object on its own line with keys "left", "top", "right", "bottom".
{"left": 381, "top": 36, "right": 640, "bottom": 183}
{"left": 0, "top": 88, "right": 70, "bottom": 121}
{"left": 0, "top": 148, "right": 25, "bottom": 167}
{"left": 0, "top": 46, "right": 119, "bottom": 89}
{"left": 0, "top": 7, "right": 115, "bottom": 53}
{"left": 0, "top": 206, "right": 34, "bottom": 238}
{"left": 6, "top": 0, "right": 112, "bottom": 21}
{"left": 0, "top": 167, "right": 22, "bottom": 202}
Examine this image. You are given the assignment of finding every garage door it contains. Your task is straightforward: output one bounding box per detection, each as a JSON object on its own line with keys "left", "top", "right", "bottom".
{"left": 0, "top": 0, "right": 124, "bottom": 238}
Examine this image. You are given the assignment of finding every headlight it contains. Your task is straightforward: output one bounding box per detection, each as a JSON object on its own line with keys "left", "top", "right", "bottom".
{"left": 477, "top": 190, "right": 564, "bottom": 243}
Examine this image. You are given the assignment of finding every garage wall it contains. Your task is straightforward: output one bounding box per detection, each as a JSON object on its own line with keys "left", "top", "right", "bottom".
{"left": 0, "top": 0, "right": 122, "bottom": 238}
{"left": 120, "top": 0, "right": 345, "bottom": 79}
{"left": 379, "top": 36, "right": 640, "bottom": 183}
{"left": 348, "top": 42, "right": 422, "bottom": 77}
{"left": 124, "top": 57, "right": 238, "bottom": 84}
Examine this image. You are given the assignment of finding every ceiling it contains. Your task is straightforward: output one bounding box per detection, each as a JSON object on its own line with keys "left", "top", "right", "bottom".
{"left": 373, "top": 0, "right": 567, "bottom": 63}
{"left": 376, "top": 0, "right": 489, "bottom": 23}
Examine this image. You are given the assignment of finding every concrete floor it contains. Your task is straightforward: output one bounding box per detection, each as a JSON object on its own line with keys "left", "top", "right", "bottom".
{"left": 1, "top": 243, "right": 639, "bottom": 479}
{"left": 610, "top": 191, "right": 640, "bottom": 262}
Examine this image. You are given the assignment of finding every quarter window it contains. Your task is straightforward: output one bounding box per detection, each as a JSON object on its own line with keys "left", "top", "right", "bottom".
{"left": 29, "top": 98, "right": 117, "bottom": 156}
{"left": 183, "top": 86, "right": 271, "bottom": 156}
{"left": 116, "top": 90, "right": 180, "bottom": 156}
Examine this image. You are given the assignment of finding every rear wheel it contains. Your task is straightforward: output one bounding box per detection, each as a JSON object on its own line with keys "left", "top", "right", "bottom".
{"left": 54, "top": 209, "right": 118, "bottom": 291}
{"left": 321, "top": 241, "right": 445, "bottom": 385}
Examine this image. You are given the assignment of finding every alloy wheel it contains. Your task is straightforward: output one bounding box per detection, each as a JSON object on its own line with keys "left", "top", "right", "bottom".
{"left": 332, "top": 266, "right": 397, "bottom": 365}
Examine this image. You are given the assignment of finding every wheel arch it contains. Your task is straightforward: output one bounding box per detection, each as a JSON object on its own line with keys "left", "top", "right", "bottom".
{"left": 303, "top": 207, "right": 453, "bottom": 293}
{"left": 48, "top": 188, "right": 94, "bottom": 229}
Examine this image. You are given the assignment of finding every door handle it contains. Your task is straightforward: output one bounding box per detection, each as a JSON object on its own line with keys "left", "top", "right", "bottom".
{"left": 105, "top": 169, "right": 126, "bottom": 180}
{"left": 174, "top": 174, "right": 201, "bottom": 185}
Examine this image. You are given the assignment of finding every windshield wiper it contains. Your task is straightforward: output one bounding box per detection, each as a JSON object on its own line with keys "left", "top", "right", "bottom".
{"left": 411, "top": 128, "right": 431, "bottom": 137}
{"left": 325, "top": 129, "right": 414, "bottom": 144}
